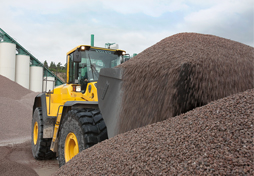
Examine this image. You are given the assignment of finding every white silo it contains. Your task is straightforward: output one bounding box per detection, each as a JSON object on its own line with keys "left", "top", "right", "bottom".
{"left": 0, "top": 42, "right": 16, "bottom": 81}
{"left": 15, "top": 54, "right": 30, "bottom": 89}
{"left": 43, "top": 76, "right": 55, "bottom": 92}
{"left": 30, "top": 66, "right": 43, "bottom": 92}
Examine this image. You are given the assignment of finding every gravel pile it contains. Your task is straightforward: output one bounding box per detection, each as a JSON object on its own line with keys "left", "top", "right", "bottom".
{"left": 0, "top": 75, "right": 38, "bottom": 144}
{"left": 55, "top": 88, "right": 254, "bottom": 175}
{"left": 117, "top": 33, "right": 254, "bottom": 134}
{"left": 0, "top": 74, "right": 31, "bottom": 99}
{"left": 0, "top": 75, "right": 43, "bottom": 175}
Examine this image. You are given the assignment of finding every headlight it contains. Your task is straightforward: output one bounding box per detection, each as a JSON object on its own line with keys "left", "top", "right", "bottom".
{"left": 122, "top": 51, "right": 126, "bottom": 55}
{"left": 80, "top": 46, "right": 85, "bottom": 50}
{"left": 72, "top": 85, "right": 81, "bottom": 92}
{"left": 76, "top": 86, "right": 81, "bottom": 92}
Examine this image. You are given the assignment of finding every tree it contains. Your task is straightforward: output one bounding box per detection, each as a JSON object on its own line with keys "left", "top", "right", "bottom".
{"left": 44, "top": 60, "right": 48, "bottom": 68}
{"left": 50, "top": 61, "right": 56, "bottom": 69}
{"left": 57, "top": 62, "right": 62, "bottom": 70}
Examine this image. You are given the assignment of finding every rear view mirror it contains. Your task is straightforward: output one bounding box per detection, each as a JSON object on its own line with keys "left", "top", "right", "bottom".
{"left": 74, "top": 50, "right": 81, "bottom": 62}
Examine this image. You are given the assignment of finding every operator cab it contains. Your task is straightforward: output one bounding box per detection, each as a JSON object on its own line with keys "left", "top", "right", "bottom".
{"left": 67, "top": 45, "right": 127, "bottom": 93}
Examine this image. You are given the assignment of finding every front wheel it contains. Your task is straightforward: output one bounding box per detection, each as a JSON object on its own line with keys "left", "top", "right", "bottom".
{"left": 58, "top": 109, "right": 108, "bottom": 167}
{"left": 31, "top": 107, "right": 56, "bottom": 160}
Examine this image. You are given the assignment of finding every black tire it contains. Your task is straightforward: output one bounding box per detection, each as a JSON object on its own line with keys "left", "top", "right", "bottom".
{"left": 31, "top": 107, "right": 56, "bottom": 160}
{"left": 58, "top": 109, "right": 108, "bottom": 167}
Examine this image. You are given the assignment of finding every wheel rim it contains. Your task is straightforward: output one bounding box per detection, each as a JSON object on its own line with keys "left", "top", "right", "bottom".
{"left": 65, "top": 132, "right": 79, "bottom": 162}
{"left": 33, "top": 121, "right": 38, "bottom": 145}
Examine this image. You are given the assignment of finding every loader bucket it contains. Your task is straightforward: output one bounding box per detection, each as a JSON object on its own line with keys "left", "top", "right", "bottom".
{"left": 97, "top": 68, "right": 124, "bottom": 138}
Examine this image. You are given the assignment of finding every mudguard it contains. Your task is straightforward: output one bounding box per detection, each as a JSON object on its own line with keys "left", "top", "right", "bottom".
{"left": 61, "top": 101, "right": 99, "bottom": 119}
{"left": 33, "top": 93, "right": 56, "bottom": 138}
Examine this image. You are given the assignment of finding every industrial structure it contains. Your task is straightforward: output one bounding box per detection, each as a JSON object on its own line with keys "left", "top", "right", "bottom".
{"left": 0, "top": 28, "right": 64, "bottom": 92}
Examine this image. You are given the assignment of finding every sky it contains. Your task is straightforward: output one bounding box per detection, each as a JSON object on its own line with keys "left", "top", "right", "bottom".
{"left": 0, "top": 0, "right": 253, "bottom": 65}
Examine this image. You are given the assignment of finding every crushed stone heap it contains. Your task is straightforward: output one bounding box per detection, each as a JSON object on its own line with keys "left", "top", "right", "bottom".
{"left": 0, "top": 75, "right": 38, "bottom": 144}
{"left": 55, "top": 88, "right": 254, "bottom": 175}
{"left": 117, "top": 33, "right": 254, "bottom": 134}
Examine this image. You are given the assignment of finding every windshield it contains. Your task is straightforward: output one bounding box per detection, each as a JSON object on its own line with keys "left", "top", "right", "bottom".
{"left": 78, "top": 49, "right": 123, "bottom": 89}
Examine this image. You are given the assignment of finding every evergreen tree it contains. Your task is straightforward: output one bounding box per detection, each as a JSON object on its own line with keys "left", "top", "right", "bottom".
{"left": 50, "top": 61, "right": 56, "bottom": 69}
{"left": 44, "top": 60, "right": 48, "bottom": 68}
{"left": 57, "top": 62, "right": 62, "bottom": 70}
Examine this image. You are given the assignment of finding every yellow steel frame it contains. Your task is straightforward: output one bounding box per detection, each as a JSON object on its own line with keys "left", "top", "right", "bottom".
{"left": 49, "top": 45, "right": 125, "bottom": 152}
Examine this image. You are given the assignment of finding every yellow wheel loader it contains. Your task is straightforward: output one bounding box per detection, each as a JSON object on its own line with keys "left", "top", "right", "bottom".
{"left": 31, "top": 44, "right": 127, "bottom": 166}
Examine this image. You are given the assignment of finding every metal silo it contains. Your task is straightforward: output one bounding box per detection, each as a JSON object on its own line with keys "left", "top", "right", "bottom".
{"left": 0, "top": 42, "right": 16, "bottom": 81}
{"left": 15, "top": 54, "right": 30, "bottom": 89}
{"left": 30, "top": 66, "right": 43, "bottom": 92}
{"left": 43, "top": 76, "right": 55, "bottom": 92}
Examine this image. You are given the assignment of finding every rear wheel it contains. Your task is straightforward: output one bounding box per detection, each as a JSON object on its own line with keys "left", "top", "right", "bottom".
{"left": 58, "top": 109, "right": 108, "bottom": 167}
{"left": 31, "top": 107, "right": 56, "bottom": 160}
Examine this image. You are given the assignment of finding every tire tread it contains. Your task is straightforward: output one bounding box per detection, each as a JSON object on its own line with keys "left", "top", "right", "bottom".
{"left": 31, "top": 108, "right": 56, "bottom": 160}
{"left": 58, "top": 108, "right": 108, "bottom": 167}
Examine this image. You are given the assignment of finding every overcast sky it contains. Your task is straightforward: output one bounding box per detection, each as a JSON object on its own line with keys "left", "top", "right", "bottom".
{"left": 0, "top": 0, "right": 253, "bottom": 64}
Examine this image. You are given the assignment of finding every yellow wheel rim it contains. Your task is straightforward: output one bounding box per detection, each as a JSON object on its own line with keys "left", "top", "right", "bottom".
{"left": 65, "top": 132, "right": 79, "bottom": 162}
{"left": 33, "top": 121, "right": 38, "bottom": 145}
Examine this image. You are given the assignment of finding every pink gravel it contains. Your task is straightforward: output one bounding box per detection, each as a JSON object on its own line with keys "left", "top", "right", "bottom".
{"left": 0, "top": 75, "right": 38, "bottom": 144}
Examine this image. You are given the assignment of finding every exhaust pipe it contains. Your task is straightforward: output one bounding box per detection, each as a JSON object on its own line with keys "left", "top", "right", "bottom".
{"left": 91, "top": 34, "right": 94, "bottom": 47}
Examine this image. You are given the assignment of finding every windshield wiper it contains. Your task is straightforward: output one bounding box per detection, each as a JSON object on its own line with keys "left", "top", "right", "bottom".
{"left": 88, "top": 54, "right": 99, "bottom": 79}
{"left": 88, "top": 54, "right": 94, "bottom": 80}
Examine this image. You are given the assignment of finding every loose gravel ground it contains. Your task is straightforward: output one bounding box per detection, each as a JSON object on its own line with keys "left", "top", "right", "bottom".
{"left": 0, "top": 141, "right": 59, "bottom": 176}
{"left": 0, "top": 141, "right": 38, "bottom": 176}
{"left": 54, "top": 88, "right": 254, "bottom": 175}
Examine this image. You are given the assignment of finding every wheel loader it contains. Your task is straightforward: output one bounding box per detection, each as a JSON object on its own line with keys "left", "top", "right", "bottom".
{"left": 31, "top": 44, "right": 128, "bottom": 166}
